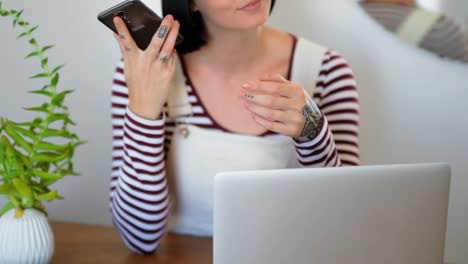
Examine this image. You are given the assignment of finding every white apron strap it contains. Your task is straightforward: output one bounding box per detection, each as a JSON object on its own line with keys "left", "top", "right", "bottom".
{"left": 397, "top": 9, "right": 440, "bottom": 46}
{"left": 167, "top": 58, "right": 193, "bottom": 119}
{"left": 291, "top": 38, "right": 327, "bottom": 96}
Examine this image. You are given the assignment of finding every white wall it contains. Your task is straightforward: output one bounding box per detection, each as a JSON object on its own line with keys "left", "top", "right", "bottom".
{"left": 0, "top": 0, "right": 466, "bottom": 263}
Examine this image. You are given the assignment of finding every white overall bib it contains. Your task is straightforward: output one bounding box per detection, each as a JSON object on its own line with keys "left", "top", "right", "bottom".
{"left": 165, "top": 38, "right": 327, "bottom": 236}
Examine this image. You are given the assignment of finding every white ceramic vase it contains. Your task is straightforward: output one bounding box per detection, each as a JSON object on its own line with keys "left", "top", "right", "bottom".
{"left": 0, "top": 208, "right": 54, "bottom": 264}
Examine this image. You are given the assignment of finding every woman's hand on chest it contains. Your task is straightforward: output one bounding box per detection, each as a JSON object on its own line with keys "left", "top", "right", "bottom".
{"left": 241, "top": 74, "right": 323, "bottom": 140}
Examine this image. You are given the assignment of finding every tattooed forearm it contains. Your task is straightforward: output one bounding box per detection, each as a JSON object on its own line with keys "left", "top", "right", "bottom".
{"left": 299, "top": 97, "right": 323, "bottom": 139}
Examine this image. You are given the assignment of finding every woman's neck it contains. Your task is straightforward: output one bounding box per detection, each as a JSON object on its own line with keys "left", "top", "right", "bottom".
{"left": 187, "top": 24, "right": 269, "bottom": 76}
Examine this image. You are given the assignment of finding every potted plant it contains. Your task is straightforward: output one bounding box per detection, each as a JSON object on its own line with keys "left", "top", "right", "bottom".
{"left": 0, "top": 2, "right": 84, "bottom": 263}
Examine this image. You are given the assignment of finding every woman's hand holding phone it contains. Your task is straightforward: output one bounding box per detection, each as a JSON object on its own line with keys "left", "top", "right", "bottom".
{"left": 113, "top": 15, "right": 180, "bottom": 120}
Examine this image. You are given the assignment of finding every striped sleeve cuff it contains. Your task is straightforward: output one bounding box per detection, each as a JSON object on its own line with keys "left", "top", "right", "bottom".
{"left": 292, "top": 117, "right": 340, "bottom": 167}
{"left": 125, "top": 107, "right": 166, "bottom": 128}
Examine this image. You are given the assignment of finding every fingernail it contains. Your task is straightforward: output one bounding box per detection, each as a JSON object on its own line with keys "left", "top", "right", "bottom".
{"left": 245, "top": 93, "right": 255, "bottom": 99}
{"left": 242, "top": 83, "right": 251, "bottom": 89}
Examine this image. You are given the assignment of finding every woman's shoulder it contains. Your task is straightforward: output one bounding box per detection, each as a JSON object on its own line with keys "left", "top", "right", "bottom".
{"left": 291, "top": 35, "right": 352, "bottom": 72}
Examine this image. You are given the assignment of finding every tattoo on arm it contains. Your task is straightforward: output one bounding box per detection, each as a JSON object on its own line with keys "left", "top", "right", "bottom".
{"left": 299, "top": 97, "right": 323, "bottom": 139}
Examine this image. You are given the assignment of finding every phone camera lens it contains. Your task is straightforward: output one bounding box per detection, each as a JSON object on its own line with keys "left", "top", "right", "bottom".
{"left": 116, "top": 11, "right": 125, "bottom": 17}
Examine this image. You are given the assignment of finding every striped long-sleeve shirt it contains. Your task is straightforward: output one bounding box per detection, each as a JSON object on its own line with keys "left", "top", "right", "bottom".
{"left": 109, "top": 48, "right": 360, "bottom": 254}
{"left": 360, "top": 2, "right": 468, "bottom": 63}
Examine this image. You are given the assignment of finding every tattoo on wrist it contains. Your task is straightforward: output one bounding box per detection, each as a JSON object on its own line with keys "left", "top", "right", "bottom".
{"left": 157, "top": 25, "right": 169, "bottom": 39}
{"left": 299, "top": 99, "right": 323, "bottom": 139}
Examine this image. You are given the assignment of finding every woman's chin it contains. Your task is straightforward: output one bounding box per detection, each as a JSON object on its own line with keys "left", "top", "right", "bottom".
{"left": 236, "top": 15, "right": 269, "bottom": 30}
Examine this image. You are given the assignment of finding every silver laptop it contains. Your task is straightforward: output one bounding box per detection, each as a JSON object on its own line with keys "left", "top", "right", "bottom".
{"left": 214, "top": 163, "right": 450, "bottom": 264}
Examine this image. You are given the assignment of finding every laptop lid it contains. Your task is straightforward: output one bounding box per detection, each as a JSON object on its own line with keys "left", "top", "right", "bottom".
{"left": 214, "top": 163, "right": 450, "bottom": 264}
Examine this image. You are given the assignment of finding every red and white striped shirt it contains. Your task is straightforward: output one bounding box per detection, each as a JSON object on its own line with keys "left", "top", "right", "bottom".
{"left": 109, "top": 43, "right": 360, "bottom": 254}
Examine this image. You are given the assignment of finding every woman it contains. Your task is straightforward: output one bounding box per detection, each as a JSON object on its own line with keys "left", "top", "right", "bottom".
{"left": 110, "top": 0, "right": 360, "bottom": 254}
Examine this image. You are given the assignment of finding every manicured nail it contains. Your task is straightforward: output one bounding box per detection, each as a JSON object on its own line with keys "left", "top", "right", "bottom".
{"left": 245, "top": 94, "right": 255, "bottom": 99}
{"left": 242, "top": 83, "right": 251, "bottom": 89}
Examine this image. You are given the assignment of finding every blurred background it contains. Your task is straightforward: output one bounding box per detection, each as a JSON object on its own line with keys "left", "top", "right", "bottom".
{"left": 0, "top": 0, "right": 467, "bottom": 263}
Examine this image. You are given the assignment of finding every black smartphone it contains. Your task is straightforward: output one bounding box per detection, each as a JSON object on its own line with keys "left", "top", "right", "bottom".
{"left": 98, "top": 0, "right": 184, "bottom": 50}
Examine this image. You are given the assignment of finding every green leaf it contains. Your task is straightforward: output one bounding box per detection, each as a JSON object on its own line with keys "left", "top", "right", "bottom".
{"left": 12, "top": 178, "right": 33, "bottom": 201}
{"left": 29, "top": 89, "right": 53, "bottom": 97}
{"left": 42, "top": 128, "right": 72, "bottom": 138}
{"left": 25, "top": 51, "right": 40, "bottom": 59}
{"left": 32, "top": 151, "right": 69, "bottom": 163}
{"left": 10, "top": 123, "right": 36, "bottom": 140}
{"left": 46, "top": 113, "right": 75, "bottom": 125}
{"left": 51, "top": 64, "right": 65, "bottom": 75}
{"left": 13, "top": 119, "right": 42, "bottom": 129}
{"left": 36, "top": 190, "right": 58, "bottom": 201}
{"left": 29, "top": 38, "right": 37, "bottom": 45}
{"left": 24, "top": 103, "right": 49, "bottom": 114}
{"left": 17, "top": 31, "right": 28, "bottom": 39}
{"left": 0, "top": 184, "right": 14, "bottom": 195}
{"left": 52, "top": 90, "right": 74, "bottom": 106}
{"left": 41, "top": 57, "right": 48, "bottom": 69}
{"left": 0, "top": 136, "right": 13, "bottom": 177}
{"left": 3, "top": 121, "right": 33, "bottom": 154}
{"left": 51, "top": 73, "right": 59, "bottom": 88}
{"left": 32, "top": 185, "right": 49, "bottom": 193}
{"left": 0, "top": 135, "right": 5, "bottom": 164}
{"left": 36, "top": 141, "right": 69, "bottom": 152}
{"left": 29, "top": 25, "right": 39, "bottom": 34}
{"left": 30, "top": 72, "right": 49, "bottom": 79}
{"left": 34, "top": 162, "right": 50, "bottom": 173}
{"left": 32, "top": 117, "right": 44, "bottom": 127}
{"left": 0, "top": 202, "right": 15, "bottom": 216}
{"left": 41, "top": 45, "right": 54, "bottom": 53}
{"left": 7, "top": 194, "right": 20, "bottom": 208}
{"left": 12, "top": 10, "right": 23, "bottom": 28}
{"left": 33, "top": 170, "right": 63, "bottom": 182}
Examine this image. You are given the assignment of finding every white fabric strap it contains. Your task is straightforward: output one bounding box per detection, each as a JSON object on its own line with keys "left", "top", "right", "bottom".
{"left": 167, "top": 58, "right": 193, "bottom": 119}
{"left": 291, "top": 38, "right": 327, "bottom": 96}
{"left": 397, "top": 9, "right": 441, "bottom": 46}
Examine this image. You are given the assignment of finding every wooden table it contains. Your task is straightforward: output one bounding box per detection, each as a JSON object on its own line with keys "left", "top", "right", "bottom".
{"left": 51, "top": 222, "right": 212, "bottom": 264}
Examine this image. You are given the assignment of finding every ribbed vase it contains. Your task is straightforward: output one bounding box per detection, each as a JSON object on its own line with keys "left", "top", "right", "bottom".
{"left": 0, "top": 208, "right": 54, "bottom": 264}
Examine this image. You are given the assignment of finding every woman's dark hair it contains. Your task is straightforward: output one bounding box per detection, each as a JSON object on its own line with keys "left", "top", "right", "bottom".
{"left": 162, "top": 0, "right": 276, "bottom": 54}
